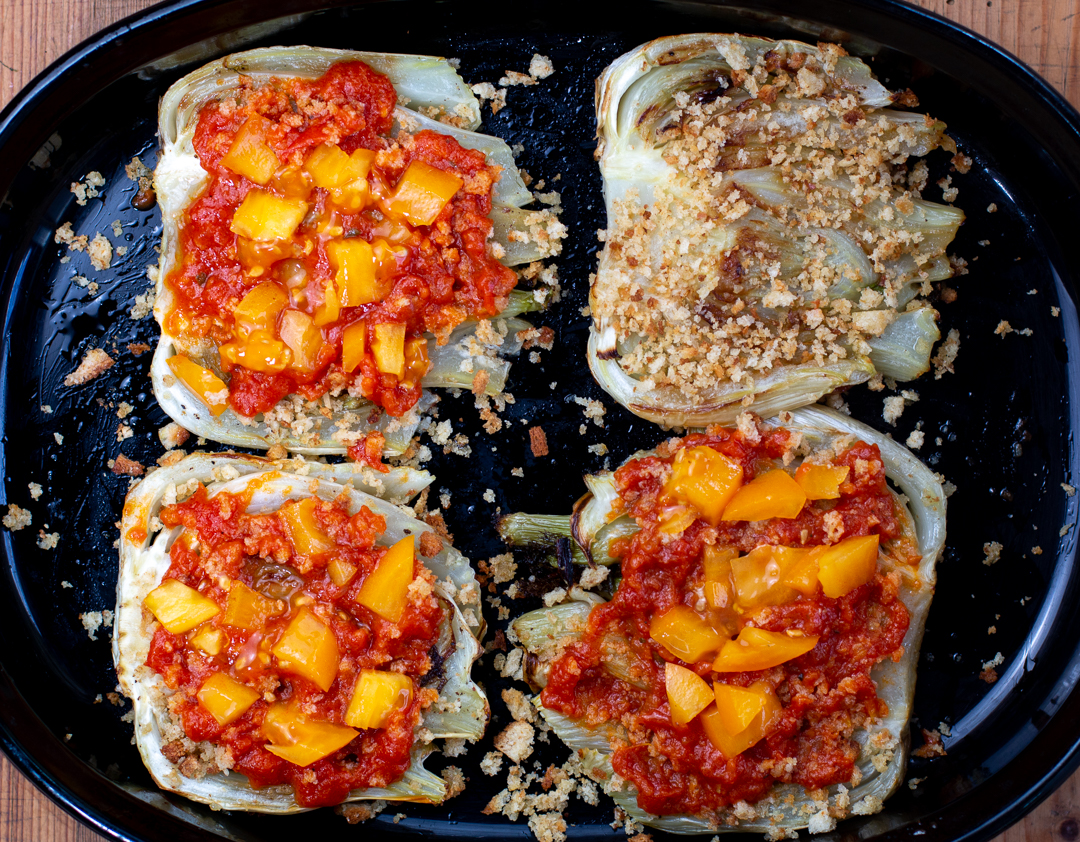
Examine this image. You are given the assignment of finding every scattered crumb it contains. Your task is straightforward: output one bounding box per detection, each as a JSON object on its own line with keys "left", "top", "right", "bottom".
{"left": 37, "top": 530, "right": 59, "bottom": 550}
{"left": 28, "top": 482, "right": 42, "bottom": 500}
{"left": 982, "top": 541, "right": 1002, "bottom": 567}
{"left": 987, "top": 203, "right": 998, "bottom": 213}
{"left": 64, "top": 348, "right": 114, "bottom": 386}
{"left": 529, "top": 426, "right": 549, "bottom": 457}
{"left": 494, "top": 720, "right": 535, "bottom": 764}
{"left": 1063, "top": 483, "right": 1076, "bottom": 497}
{"left": 158, "top": 422, "right": 191, "bottom": 450}
{"left": 3, "top": 504, "right": 31, "bottom": 531}
{"left": 931, "top": 329, "right": 960, "bottom": 379}
{"left": 882, "top": 396, "right": 906, "bottom": 426}
{"left": 70, "top": 171, "right": 105, "bottom": 206}
{"left": 110, "top": 454, "right": 145, "bottom": 477}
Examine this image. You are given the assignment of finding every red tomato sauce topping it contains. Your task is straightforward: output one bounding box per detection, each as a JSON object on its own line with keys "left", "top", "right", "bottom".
{"left": 144, "top": 483, "right": 445, "bottom": 807}
{"left": 540, "top": 424, "right": 915, "bottom": 816}
{"left": 164, "top": 61, "right": 517, "bottom": 418}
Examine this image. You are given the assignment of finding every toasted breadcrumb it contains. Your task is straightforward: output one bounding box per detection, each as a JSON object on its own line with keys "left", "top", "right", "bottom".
{"left": 70, "top": 171, "right": 105, "bottom": 206}
{"left": 110, "top": 454, "right": 145, "bottom": 477}
{"left": 130, "top": 290, "right": 155, "bottom": 320}
{"left": 336, "top": 800, "right": 388, "bottom": 824}
{"left": 79, "top": 609, "right": 112, "bottom": 641}
{"left": 3, "top": 504, "right": 31, "bottom": 531}
{"left": 931, "top": 329, "right": 960, "bottom": 379}
{"left": 64, "top": 348, "right": 114, "bottom": 386}
{"left": 37, "top": 530, "right": 59, "bottom": 550}
{"left": 28, "top": 482, "right": 42, "bottom": 500}
{"left": 88, "top": 233, "right": 113, "bottom": 270}
{"left": 529, "top": 426, "right": 549, "bottom": 457}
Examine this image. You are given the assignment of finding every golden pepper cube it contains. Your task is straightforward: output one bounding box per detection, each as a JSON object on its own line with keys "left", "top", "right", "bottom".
{"left": 143, "top": 579, "right": 221, "bottom": 634}
{"left": 221, "top": 115, "right": 281, "bottom": 185}
{"left": 372, "top": 238, "right": 410, "bottom": 280}
{"left": 702, "top": 546, "right": 737, "bottom": 610}
{"left": 197, "top": 673, "right": 261, "bottom": 726}
{"left": 326, "top": 239, "right": 391, "bottom": 306}
{"left": 649, "top": 605, "right": 724, "bottom": 664}
{"left": 327, "top": 558, "right": 357, "bottom": 587}
{"left": 344, "top": 669, "right": 413, "bottom": 730}
{"left": 279, "top": 309, "right": 325, "bottom": 372}
{"left": 223, "top": 581, "right": 280, "bottom": 631}
{"left": 386, "top": 160, "right": 463, "bottom": 226}
{"left": 664, "top": 662, "right": 714, "bottom": 726}
{"left": 190, "top": 625, "right": 225, "bottom": 657}
{"left": 279, "top": 498, "right": 336, "bottom": 558}
{"left": 233, "top": 282, "right": 289, "bottom": 336}
{"left": 371, "top": 323, "right": 407, "bottom": 378}
{"left": 262, "top": 703, "right": 357, "bottom": 767}
{"left": 305, "top": 144, "right": 374, "bottom": 189}
{"left": 730, "top": 545, "right": 800, "bottom": 609}
{"left": 721, "top": 469, "right": 807, "bottom": 522}
{"left": 313, "top": 277, "right": 341, "bottom": 327}
{"left": 271, "top": 609, "right": 340, "bottom": 692}
{"left": 230, "top": 189, "right": 309, "bottom": 242}
{"left": 713, "top": 682, "right": 766, "bottom": 734}
{"left": 712, "top": 627, "right": 819, "bottom": 673}
{"left": 341, "top": 322, "right": 367, "bottom": 374}
{"left": 703, "top": 681, "right": 782, "bottom": 758}
{"left": 816, "top": 534, "right": 880, "bottom": 598}
{"left": 166, "top": 354, "right": 229, "bottom": 417}
{"left": 219, "top": 330, "right": 291, "bottom": 374}
{"left": 794, "top": 463, "right": 850, "bottom": 500}
{"left": 401, "top": 337, "right": 431, "bottom": 388}
{"left": 356, "top": 534, "right": 415, "bottom": 623}
{"left": 782, "top": 547, "right": 823, "bottom": 596}
{"left": 663, "top": 446, "right": 743, "bottom": 526}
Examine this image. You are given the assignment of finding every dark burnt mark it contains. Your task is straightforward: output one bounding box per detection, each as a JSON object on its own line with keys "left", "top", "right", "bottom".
{"left": 763, "top": 50, "right": 783, "bottom": 73}
{"left": 891, "top": 88, "right": 920, "bottom": 108}
{"left": 596, "top": 346, "right": 620, "bottom": 361}
{"left": 422, "top": 642, "right": 450, "bottom": 689}
{"left": 843, "top": 108, "right": 865, "bottom": 126}
{"left": 785, "top": 51, "right": 808, "bottom": 72}
{"left": 556, "top": 537, "right": 574, "bottom": 586}
{"left": 636, "top": 102, "right": 662, "bottom": 130}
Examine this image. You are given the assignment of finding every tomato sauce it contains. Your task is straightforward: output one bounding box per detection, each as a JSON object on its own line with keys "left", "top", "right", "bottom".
{"left": 540, "top": 426, "right": 913, "bottom": 817}
{"left": 166, "top": 61, "right": 517, "bottom": 417}
{"left": 145, "top": 484, "right": 445, "bottom": 807}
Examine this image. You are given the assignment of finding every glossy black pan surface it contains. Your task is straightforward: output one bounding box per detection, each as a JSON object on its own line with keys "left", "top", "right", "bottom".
{"left": 1, "top": 1, "right": 1079, "bottom": 840}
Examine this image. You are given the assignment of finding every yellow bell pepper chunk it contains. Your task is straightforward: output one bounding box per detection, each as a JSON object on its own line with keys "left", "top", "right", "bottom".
{"left": 220, "top": 115, "right": 280, "bottom": 185}
{"left": 730, "top": 545, "right": 807, "bottom": 609}
{"left": 402, "top": 336, "right": 431, "bottom": 388}
{"left": 371, "top": 323, "right": 406, "bottom": 378}
{"left": 649, "top": 605, "right": 725, "bottom": 664}
{"left": 233, "top": 282, "right": 288, "bottom": 336}
{"left": 341, "top": 322, "right": 367, "bottom": 374}
{"left": 702, "top": 681, "right": 782, "bottom": 758}
{"left": 781, "top": 547, "right": 823, "bottom": 596}
{"left": 662, "top": 446, "right": 743, "bottom": 526}
{"left": 230, "top": 189, "right": 309, "bottom": 242}
{"left": 356, "top": 535, "right": 415, "bottom": 623}
{"left": 219, "top": 330, "right": 291, "bottom": 374}
{"left": 304, "top": 144, "right": 374, "bottom": 189}
{"left": 326, "top": 239, "right": 391, "bottom": 306}
{"left": 313, "top": 278, "right": 341, "bottom": 327}
{"left": 664, "top": 662, "right": 714, "bottom": 726}
{"left": 386, "top": 160, "right": 463, "bottom": 226}
{"left": 816, "top": 534, "right": 880, "bottom": 599}
{"left": 166, "top": 354, "right": 229, "bottom": 417}
{"left": 223, "top": 581, "right": 281, "bottom": 631}
{"left": 279, "top": 498, "right": 335, "bottom": 558}
{"left": 658, "top": 505, "right": 698, "bottom": 536}
{"left": 344, "top": 669, "right": 414, "bottom": 730}
{"left": 197, "top": 673, "right": 261, "bottom": 726}
{"left": 262, "top": 703, "right": 357, "bottom": 767}
{"left": 372, "top": 238, "right": 410, "bottom": 279}
{"left": 712, "top": 627, "right": 819, "bottom": 673}
{"left": 143, "top": 579, "right": 221, "bottom": 634}
{"left": 279, "top": 309, "right": 325, "bottom": 373}
{"left": 702, "top": 546, "right": 737, "bottom": 610}
{"left": 794, "top": 463, "right": 850, "bottom": 500}
{"left": 327, "top": 558, "right": 357, "bottom": 587}
{"left": 271, "top": 609, "right": 340, "bottom": 692}
{"left": 190, "top": 625, "right": 225, "bottom": 656}
{"left": 721, "top": 469, "right": 807, "bottom": 522}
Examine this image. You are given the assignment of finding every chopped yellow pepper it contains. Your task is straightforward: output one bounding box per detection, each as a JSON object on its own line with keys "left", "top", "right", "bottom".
{"left": 262, "top": 703, "right": 357, "bottom": 767}
{"left": 721, "top": 469, "right": 807, "bottom": 522}
{"left": 278, "top": 309, "right": 325, "bottom": 372}
{"left": 143, "top": 579, "right": 220, "bottom": 635}
{"left": 327, "top": 558, "right": 357, "bottom": 587}
{"left": 371, "top": 323, "right": 406, "bottom": 378}
{"left": 279, "top": 498, "right": 335, "bottom": 558}
{"left": 223, "top": 581, "right": 281, "bottom": 631}
{"left": 219, "top": 330, "right": 291, "bottom": 374}
{"left": 702, "top": 545, "right": 737, "bottom": 610}
{"left": 190, "top": 625, "right": 225, "bottom": 657}
{"left": 731, "top": 545, "right": 802, "bottom": 608}
{"left": 197, "top": 673, "right": 261, "bottom": 726}
{"left": 702, "top": 681, "right": 782, "bottom": 758}
{"left": 341, "top": 322, "right": 368, "bottom": 374}
{"left": 233, "top": 282, "right": 288, "bottom": 336}
{"left": 662, "top": 446, "right": 743, "bottom": 526}
{"left": 816, "top": 534, "right": 880, "bottom": 598}
{"left": 230, "top": 189, "right": 308, "bottom": 242}
{"left": 356, "top": 535, "right": 415, "bottom": 623}
{"left": 305, "top": 144, "right": 374, "bottom": 189}
{"left": 271, "top": 609, "right": 340, "bottom": 693}
{"left": 385, "top": 160, "right": 463, "bottom": 226}
{"left": 221, "top": 115, "right": 280, "bottom": 185}
{"left": 712, "top": 627, "right": 819, "bottom": 673}
{"left": 344, "top": 669, "right": 413, "bottom": 730}
{"left": 664, "top": 662, "right": 714, "bottom": 726}
{"left": 166, "top": 354, "right": 229, "bottom": 417}
{"left": 327, "top": 239, "right": 391, "bottom": 306}
{"left": 649, "top": 605, "right": 724, "bottom": 663}
{"left": 794, "top": 463, "right": 850, "bottom": 500}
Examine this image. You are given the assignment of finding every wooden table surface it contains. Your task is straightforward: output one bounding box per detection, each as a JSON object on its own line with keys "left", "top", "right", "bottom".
{"left": 1, "top": 0, "right": 1079, "bottom": 840}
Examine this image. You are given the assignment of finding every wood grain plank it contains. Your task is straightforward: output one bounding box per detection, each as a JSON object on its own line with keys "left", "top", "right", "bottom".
{"left": 0, "top": 1, "right": 1079, "bottom": 841}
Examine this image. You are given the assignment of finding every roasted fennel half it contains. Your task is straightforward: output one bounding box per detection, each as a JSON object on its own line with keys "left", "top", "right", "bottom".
{"left": 502, "top": 407, "right": 945, "bottom": 833}
{"left": 152, "top": 47, "right": 561, "bottom": 455}
{"left": 589, "top": 35, "right": 964, "bottom": 427}
{"left": 114, "top": 453, "right": 487, "bottom": 812}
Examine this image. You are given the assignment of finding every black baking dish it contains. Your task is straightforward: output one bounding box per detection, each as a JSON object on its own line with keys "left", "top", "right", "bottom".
{"left": 1, "top": 1, "right": 1079, "bottom": 840}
